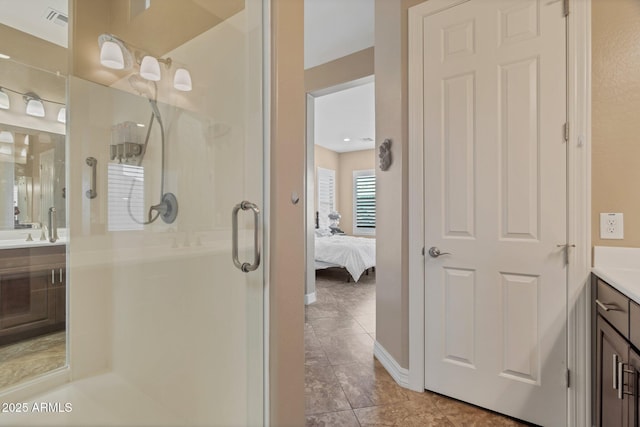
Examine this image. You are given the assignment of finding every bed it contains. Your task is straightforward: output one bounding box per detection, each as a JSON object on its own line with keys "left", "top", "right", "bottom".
{"left": 314, "top": 232, "right": 375, "bottom": 283}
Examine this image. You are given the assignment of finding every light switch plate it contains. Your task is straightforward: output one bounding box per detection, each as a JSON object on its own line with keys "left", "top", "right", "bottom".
{"left": 600, "top": 213, "right": 624, "bottom": 239}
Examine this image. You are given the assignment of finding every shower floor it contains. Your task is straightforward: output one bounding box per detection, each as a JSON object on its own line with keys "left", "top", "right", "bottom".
{"left": 0, "top": 332, "right": 66, "bottom": 389}
{"left": 0, "top": 372, "right": 185, "bottom": 426}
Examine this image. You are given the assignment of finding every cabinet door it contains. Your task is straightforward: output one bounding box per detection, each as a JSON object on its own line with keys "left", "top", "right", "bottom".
{"left": 629, "top": 349, "right": 640, "bottom": 427}
{"left": 0, "top": 269, "right": 55, "bottom": 330}
{"left": 598, "top": 317, "right": 629, "bottom": 427}
{"left": 54, "top": 267, "right": 66, "bottom": 324}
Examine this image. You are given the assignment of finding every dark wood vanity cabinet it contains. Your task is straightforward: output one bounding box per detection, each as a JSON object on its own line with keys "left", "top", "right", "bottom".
{"left": 0, "top": 245, "right": 66, "bottom": 346}
{"left": 593, "top": 275, "right": 640, "bottom": 427}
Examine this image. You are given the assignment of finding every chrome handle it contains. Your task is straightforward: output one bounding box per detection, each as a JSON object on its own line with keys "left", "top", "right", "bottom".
{"left": 596, "top": 299, "right": 620, "bottom": 312}
{"left": 51, "top": 269, "right": 55, "bottom": 284}
{"left": 614, "top": 354, "right": 620, "bottom": 390}
{"left": 232, "top": 201, "right": 261, "bottom": 273}
{"left": 618, "top": 358, "right": 624, "bottom": 399}
{"left": 428, "top": 247, "right": 451, "bottom": 258}
{"left": 48, "top": 207, "right": 58, "bottom": 243}
{"left": 59, "top": 268, "right": 63, "bottom": 284}
{"left": 86, "top": 157, "right": 97, "bottom": 199}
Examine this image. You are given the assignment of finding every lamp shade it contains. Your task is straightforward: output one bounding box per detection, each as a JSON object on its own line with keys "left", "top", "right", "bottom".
{"left": 173, "top": 68, "right": 192, "bottom": 92}
{"left": 100, "top": 40, "right": 125, "bottom": 69}
{"left": 0, "top": 88, "right": 9, "bottom": 109}
{"left": 57, "top": 107, "right": 66, "bottom": 124}
{"left": 25, "top": 98, "right": 45, "bottom": 117}
{"left": 0, "top": 131, "right": 14, "bottom": 143}
{"left": 140, "top": 56, "right": 161, "bottom": 81}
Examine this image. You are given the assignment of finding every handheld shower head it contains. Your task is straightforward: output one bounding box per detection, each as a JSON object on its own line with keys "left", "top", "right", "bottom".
{"left": 128, "top": 74, "right": 162, "bottom": 123}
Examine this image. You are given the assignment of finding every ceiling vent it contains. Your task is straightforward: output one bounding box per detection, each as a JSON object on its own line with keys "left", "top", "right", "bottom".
{"left": 43, "top": 8, "right": 68, "bottom": 27}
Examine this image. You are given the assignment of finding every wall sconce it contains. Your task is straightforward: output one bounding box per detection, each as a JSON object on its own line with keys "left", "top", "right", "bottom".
{"left": 0, "top": 88, "right": 9, "bottom": 109}
{"left": 24, "top": 93, "right": 45, "bottom": 117}
{"left": 57, "top": 107, "right": 66, "bottom": 124}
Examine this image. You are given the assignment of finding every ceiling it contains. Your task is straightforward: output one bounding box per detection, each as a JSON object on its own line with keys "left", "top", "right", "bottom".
{"left": 304, "top": 0, "right": 374, "bottom": 70}
{"left": 314, "top": 81, "right": 375, "bottom": 153}
{"left": 0, "top": 0, "right": 68, "bottom": 48}
{"left": 306, "top": 0, "right": 375, "bottom": 154}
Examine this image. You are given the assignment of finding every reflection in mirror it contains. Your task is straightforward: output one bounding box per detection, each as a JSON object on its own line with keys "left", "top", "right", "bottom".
{"left": 0, "top": 125, "right": 65, "bottom": 231}
{"left": 0, "top": 4, "right": 68, "bottom": 390}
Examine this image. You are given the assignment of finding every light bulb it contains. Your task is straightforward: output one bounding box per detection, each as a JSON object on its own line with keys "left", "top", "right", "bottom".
{"left": 57, "top": 107, "right": 66, "bottom": 123}
{"left": 0, "top": 88, "right": 9, "bottom": 109}
{"left": 25, "top": 98, "right": 45, "bottom": 117}
{"left": 100, "top": 40, "right": 125, "bottom": 69}
{"left": 0, "top": 131, "right": 14, "bottom": 143}
{"left": 174, "top": 68, "right": 192, "bottom": 91}
{"left": 140, "top": 56, "right": 161, "bottom": 81}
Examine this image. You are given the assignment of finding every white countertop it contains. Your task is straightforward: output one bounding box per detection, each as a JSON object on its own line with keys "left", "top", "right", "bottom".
{"left": 0, "top": 229, "right": 67, "bottom": 249}
{"left": 593, "top": 246, "right": 640, "bottom": 305}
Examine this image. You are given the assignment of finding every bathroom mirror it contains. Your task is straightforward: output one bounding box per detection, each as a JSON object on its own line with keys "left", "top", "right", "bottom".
{"left": 0, "top": 50, "right": 66, "bottom": 232}
{"left": 0, "top": 124, "right": 65, "bottom": 231}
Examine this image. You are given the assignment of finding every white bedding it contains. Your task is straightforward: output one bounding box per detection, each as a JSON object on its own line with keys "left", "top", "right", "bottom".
{"left": 314, "top": 235, "right": 375, "bottom": 282}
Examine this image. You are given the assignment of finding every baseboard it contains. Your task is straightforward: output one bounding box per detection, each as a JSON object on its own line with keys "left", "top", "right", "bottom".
{"left": 304, "top": 292, "right": 316, "bottom": 305}
{"left": 374, "top": 341, "right": 410, "bottom": 388}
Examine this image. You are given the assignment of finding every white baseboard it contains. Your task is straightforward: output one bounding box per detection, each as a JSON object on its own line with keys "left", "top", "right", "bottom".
{"left": 304, "top": 292, "right": 316, "bottom": 305}
{"left": 374, "top": 341, "right": 410, "bottom": 388}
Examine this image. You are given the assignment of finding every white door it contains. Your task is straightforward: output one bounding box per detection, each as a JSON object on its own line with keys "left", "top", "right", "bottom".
{"left": 420, "top": 0, "right": 567, "bottom": 425}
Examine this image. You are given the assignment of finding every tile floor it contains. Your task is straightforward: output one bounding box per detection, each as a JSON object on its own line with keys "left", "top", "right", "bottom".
{"left": 305, "top": 268, "right": 528, "bottom": 427}
{"left": 0, "top": 331, "right": 66, "bottom": 389}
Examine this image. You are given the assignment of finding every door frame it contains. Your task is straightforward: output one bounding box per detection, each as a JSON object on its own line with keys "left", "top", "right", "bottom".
{"left": 407, "top": 0, "right": 592, "bottom": 426}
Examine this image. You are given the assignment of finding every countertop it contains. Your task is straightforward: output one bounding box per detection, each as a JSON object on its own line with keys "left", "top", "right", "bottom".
{"left": 593, "top": 246, "right": 640, "bottom": 305}
{"left": 0, "top": 229, "right": 67, "bottom": 250}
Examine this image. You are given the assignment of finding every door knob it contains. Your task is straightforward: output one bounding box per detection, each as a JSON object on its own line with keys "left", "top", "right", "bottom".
{"left": 428, "top": 247, "right": 451, "bottom": 258}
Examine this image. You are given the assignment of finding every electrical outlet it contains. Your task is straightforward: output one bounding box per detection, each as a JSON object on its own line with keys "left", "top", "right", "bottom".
{"left": 600, "top": 213, "right": 624, "bottom": 239}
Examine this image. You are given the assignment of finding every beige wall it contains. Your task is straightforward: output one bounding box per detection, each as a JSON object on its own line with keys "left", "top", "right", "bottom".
{"left": 270, "top": 0, "right": 306, "bottom": 425}
{"left": 339, "top": 149, "right": 375, "bottom": 235}
{"left": 305, "top": 47, "right": 374, "bottom": 94}
{"left": 313, "top": 146, "right": 375, "bottom": 234}
{"left": 374, "top": 0, "right": 423, "bottom": 368}
{"left": 592, "top": 0, "right": 640, "bottom": 248}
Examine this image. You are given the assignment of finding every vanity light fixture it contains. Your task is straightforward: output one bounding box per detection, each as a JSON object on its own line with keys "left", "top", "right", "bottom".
{"left": 173, "top": 68, "right": 192, "bottom": 91}
{"left": 57, "top": 107, "right": 66, "bottom": 124}
{"left": 98, "top": 34, "right": 132, "bottom": 70}
{"left": 24, "top": 135, "right": 29, "bottom": 145}
{"left": 0, "top": 53, "right": 10, "bottom": 59}
{"left": 0, "top": 131, "right": 14, "bottom": 143}
{"left": 24, "top": 93, "right": 45, "bottom": 117}
{"left": 343, "top": 138, "right": 351, "bottom": 142}
{"left": 0, "top": 88, "right": 9, "bottom": 109}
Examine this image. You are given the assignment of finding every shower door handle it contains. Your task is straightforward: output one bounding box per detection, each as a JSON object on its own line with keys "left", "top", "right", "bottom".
{"left": 232, "top": 201, "right": 261, "bottom": 273}
{"left": 86, "top": 157, "right": 97, "bottom": 199}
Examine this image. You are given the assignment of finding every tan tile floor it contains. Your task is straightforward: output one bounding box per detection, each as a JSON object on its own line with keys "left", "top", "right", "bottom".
{"left": 0, "top": 331, "right": 66, "bottom": 389}
{"left": 305, "top": 269, "right": 529, "bottom": 427}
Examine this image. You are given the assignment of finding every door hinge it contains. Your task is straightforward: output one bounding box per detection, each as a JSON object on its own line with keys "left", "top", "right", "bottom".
{"left": 563, "top": 0, "right": 570, "bottom": 17}
{"left": 563, "top": 122, "right": 569, "bottom": 142}
{"left": 567, "top": 369, "right": 571, "bottom": 388}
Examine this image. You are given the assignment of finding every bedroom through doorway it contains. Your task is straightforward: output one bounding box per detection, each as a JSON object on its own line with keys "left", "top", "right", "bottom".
{"left": 303, "top": 77, "right": 381, "bottom": 421}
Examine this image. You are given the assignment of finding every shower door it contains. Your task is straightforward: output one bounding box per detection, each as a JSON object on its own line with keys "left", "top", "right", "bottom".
{"left": 67, "top": 1, "right": 266, "bottom": 425}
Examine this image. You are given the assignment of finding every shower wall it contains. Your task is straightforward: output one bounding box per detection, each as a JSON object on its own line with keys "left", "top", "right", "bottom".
{"left": 69, "top": 2, "right": 263, "bottom": 425}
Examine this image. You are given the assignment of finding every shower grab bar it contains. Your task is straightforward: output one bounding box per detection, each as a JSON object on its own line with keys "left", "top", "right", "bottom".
{"left": 48, "top": 207, "right": 58, "bottom": 243}
{"left": 232, "top": 201, "right": 261, "bottom": 273}
{"left": 86, "top": 157, "right": 97, "bottom": 199}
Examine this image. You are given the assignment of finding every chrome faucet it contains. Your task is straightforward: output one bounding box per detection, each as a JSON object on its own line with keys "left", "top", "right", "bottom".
{"left": 48, "top": 207, "right": 59, "bottom": 243}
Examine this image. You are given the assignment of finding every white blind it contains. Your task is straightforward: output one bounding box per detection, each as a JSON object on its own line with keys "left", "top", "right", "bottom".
{"left": 108, "top": 163, "right": 144, "bottom": 231}
{"left": 353, "top": 170, "right": 375, "bottom": 234}
{"left": 317, "top": 167, "right": 335, "bottom": 229}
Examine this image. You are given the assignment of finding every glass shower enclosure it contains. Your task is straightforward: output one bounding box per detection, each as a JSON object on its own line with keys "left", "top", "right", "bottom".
{"left": 0, "top": 1, "right": 266, "bottom": 426}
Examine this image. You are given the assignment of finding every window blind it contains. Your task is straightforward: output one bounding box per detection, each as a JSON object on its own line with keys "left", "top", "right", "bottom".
{"left": 317, "top": 167, "right": 335, "bottom": 230}
{"left": 354, "top": 171, "right": 375, "bottom": 234}
{"left": 108, "top": 163, "right": 144, "bottom": 231}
